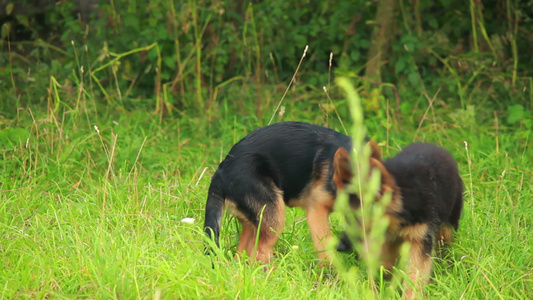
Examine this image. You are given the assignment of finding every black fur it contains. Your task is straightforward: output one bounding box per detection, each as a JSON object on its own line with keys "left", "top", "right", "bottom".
{"left": 385, "top": 143, "right": 463, "bottom": 230}
{"left": 338, "top": 142, "right": 463, "bottom": 253}
{"left": 204, "top": 121, "right": 352, "bottom": 248}
{"left": 335, "top": 142, "right": 464, "bottom": 298}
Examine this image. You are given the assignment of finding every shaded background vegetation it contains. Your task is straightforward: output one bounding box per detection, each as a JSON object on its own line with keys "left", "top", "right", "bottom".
{"left": 0, "top": 0, "right": 531, "bottom": 131}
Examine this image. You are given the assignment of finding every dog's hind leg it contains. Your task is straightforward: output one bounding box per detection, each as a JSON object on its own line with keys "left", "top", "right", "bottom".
{"left": 236, "top": 220, "right": 256, "bottom": 258}
{"left": 233, "top": 183, "right": 285, "bottom": 264}
{"left": 403, "top": 233, "right": 433, "bottom": 300}
{"left": 249, "top": 193, "right": 286, "bottom": 263}
{"left": 227, "top": 179, "right": 286, "bottom": 264}
{"left": 381, "top": 239, "right": 402, "bottom": 278}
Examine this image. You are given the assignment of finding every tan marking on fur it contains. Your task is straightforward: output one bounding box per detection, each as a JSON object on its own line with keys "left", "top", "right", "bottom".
{"left": 287, "top": 163, "right": 323, "bottom": 208}
{"left": 252, "top": 188, "right": 285, "bottom": 263}
{"left": 370, "top": 157, "right": 397, "bottom": 192}
{"left": 306, "top": 202, "right": 333, "bottom": 261}
{"left": 225, "top": 200, "right": 250, "bottom": 223}
{"left": 385, "top": 189, "right": 403, "bottom": 214}
{"left": 236, "top": 224, "right": 255, "bottom": 256}
{"left": 368, "top": 140, "right": 382, "bottom": 161}
{"left": 437, "top": 224, "right": 454, "bottom": 253}
{"left": 227, "top": 185, "right": 286, "bottom": 264}
{"left": 439, "top": 224, "right": 453, "bottom": 244}
{"left": 386, "top": 214, "right": 403, "bottom": 235}
{"left": 227, "top": 199, "right": 258, "bottom": 261}
{"left": 286, "top": 189, "right": 308, "bottom": 208}
{"left": 259, "top": 186, "right": 285, "bottom": 231}
{"left": 289, "top": 160, "right": 336, "bottom": 209}
{"left": 403, "top": 240, "right": 433, "bottom": 300}
{"left": 308, "top": 180, "right": 336, "bottom": 210}
{"left": 333, "top": 142, "right": 381, "bottom": 190}
{"left": 383, "top": 190, "right": 403, "bottom": 240}
{"left": 333, "top": 147, "right": 353, "bottom": 190}
{"left": 287, "top": 164, "right": 337, "bottom": 263}
{"left": 306, "top": 169, "right": 336, "bottom": 262}
{"left": 368, "top": 157, "right": 404, "bottom": 234}
{"left": 286, "top": 182, "right": 313, "bottom": 208}
{"left": 380, "top": 239, "right": 402, "bottom": 275}
{"left": 399, "top": 223, "right": 429, "bottom": 242}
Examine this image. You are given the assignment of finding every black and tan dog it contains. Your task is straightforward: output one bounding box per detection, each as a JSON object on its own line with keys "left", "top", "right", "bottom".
{"left": 335, "top": 143, "right": 463, "bottom": 299}
{"left": 204, "top": 121, "right": 377, "bottom": 263}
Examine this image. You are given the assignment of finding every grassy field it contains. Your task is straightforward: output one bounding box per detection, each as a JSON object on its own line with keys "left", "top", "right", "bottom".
{"left": 1, "top": 81, "right": 531, "bottom": 299}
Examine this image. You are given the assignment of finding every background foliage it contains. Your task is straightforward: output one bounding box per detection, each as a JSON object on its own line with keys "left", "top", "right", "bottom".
{"left": 1, "top": 0, "right": 532, "bottom": 118}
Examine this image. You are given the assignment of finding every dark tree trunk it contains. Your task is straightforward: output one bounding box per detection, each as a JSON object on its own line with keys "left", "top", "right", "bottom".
{"left": 365, "top": 0, "right": 398, "bottom": 81}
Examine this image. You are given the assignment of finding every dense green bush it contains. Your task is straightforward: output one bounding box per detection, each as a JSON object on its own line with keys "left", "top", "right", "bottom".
{"left": 1, "top": 0, "right": 531, "bottom": 119}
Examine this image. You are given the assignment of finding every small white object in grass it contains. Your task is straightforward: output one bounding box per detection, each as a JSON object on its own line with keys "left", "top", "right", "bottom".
{"left": 279, "top": 105, "right": 285, "bottom": 117}
{"left": 291, "top": 245, "right": 299, "bottom": 250}
{"left": 181, "top": 217, "right": 195, "bottom": 224}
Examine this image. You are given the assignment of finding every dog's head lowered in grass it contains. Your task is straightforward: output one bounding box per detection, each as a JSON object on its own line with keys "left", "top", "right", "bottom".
{"left": 333, "top": 141, "right": 403, "bottom": 252}
{"left": 333, "top": 142, "right": 464, "bottom": 299}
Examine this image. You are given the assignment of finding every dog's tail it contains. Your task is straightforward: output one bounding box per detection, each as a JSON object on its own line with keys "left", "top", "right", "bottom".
{"left": 204, "top": 172, "right": 225, "bottom": 248}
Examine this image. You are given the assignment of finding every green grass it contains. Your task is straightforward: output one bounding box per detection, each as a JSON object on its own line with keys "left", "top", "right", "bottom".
{"left": 1, "top": 90, "right": 531, "bottom": 299}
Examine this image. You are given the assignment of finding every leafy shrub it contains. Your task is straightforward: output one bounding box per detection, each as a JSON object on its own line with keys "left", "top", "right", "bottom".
{"left": 1, "top": 0, "right": 531, "bottom": 118}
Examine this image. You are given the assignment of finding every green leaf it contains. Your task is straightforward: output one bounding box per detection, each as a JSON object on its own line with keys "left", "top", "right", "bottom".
{"left": 123, "top": 14, "right": 139, "bottom": 30}
{"left": 428, "top": 18, "right": 438, "bottom": 29}
{"left": 163, "top": 56, "right": 175, "bottom": 69}
{"left": 394, "top": 59, "right": 405, "bottom": 74}
{"left": 6, "top": 3, "right": 14, "bottom": 15}
{"left": 350, "top": 51, "right": 360, "bottom": 62}
{"left": 1, "top": 22, "right": 11, "bottom": 39}
{"left": 400, "top": 101, "right": 412, "bottom": 115}
{"left": 507, "top": 104, "right": 528, "bottom": 124}
{"left": 15, "top": 15, "right": 30, "bottom": 27}
{"left": 408, "top": 72, "right": 418, "bottom": 85}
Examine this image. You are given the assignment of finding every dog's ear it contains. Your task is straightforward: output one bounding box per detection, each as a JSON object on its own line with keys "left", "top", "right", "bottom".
{"left": 369, "top": 157, "right": 395, "bottom": 194}
{"left": 368, "top": 140, "right": 382, "bottom": 161}
{"left": 333, "top": 147, "right": 353, "bottom": 189}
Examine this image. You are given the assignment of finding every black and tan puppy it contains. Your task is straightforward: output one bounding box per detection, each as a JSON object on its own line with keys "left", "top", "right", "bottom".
{"left": 204, "top": 121, "right": 375, "bottom": 263}
{"left": 335, "top": 143, "right": 463, "bottom": 299}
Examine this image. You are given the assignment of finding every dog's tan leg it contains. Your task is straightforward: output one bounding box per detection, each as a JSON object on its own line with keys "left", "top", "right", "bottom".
{"left": 381, "top": 239, "right": 402, "bottom": 278}
{"left": 250, "top": 196, "right": 286, "bottom": 264}
{"left": 306, "top": 202, "right": 333, "bottom": 262}
{"left": 254, "top": 230, "right": 280, "bottom": 263}
{"left": 403, "top": 239, "right": 433, "bottom": 300}
{"left": 236, "top": 222, "right": 256, "bottom": 258}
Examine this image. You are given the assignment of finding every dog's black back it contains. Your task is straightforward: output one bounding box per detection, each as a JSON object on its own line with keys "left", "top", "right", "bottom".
{"left": 216, "top": 121, "right": 351, "bottom": 203}
{"left": 205, "top": 121, "right": 352, "bottom": 259}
